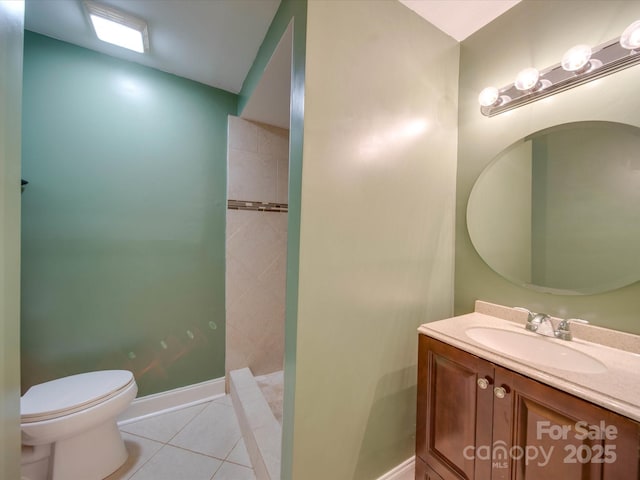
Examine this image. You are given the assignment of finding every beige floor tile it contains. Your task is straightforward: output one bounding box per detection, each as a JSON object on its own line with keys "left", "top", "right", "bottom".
{"left": 120, "top": 403, "right": 208, "bottom": 443}
{"left": 225, "top": 438, "right": 251, "bottom": 467}
{"left": 169, "top": 402, "right": 242, "bottom": 460}
{"left": 105, "top": 433, "right": 164, "bottom": 480}
{"left": 212, "top": 461, "right": 256, "bottom": 480}
{"left": 255, "top": 371, "right": 284, "bottom": 424}
{"left": 128, "top": 445, "right": 221, "bottom": 480}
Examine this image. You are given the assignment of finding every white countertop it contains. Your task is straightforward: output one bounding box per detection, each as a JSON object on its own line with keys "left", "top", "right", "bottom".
{"left": 418, "top": 305, "right": 640, "bottom": 423}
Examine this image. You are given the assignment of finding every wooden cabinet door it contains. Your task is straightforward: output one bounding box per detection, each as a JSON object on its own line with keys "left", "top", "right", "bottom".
{"left": 416, "top": 457, "right": 446, "bottom": 480}
{"left": 417, "top": 336, "right": 494, "bottom": 480}
{"left": 417, "top": 335, "right": 640, "bottom": 480}
{"left": 500, "top": 366, "right": 640, "bottom": 480}
{"left": 490, "top": 366, "right": 515, "bottom": 480}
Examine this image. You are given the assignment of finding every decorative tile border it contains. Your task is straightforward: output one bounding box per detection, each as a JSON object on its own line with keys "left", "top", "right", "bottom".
{"left": 227, "top": 199, "right": 288, "bottom": 213}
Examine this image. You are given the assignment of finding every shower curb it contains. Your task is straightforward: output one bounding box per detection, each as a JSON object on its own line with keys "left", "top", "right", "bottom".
{"left": 229, "top": 368, "right": 281, "bottom": 480}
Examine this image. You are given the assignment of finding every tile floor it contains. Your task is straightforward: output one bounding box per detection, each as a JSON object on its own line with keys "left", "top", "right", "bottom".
{"left": 255, "top": 370, "right": 284, "bottom": 424}
{"left": 107, "top": 395, "right": 255, "bottom": 480}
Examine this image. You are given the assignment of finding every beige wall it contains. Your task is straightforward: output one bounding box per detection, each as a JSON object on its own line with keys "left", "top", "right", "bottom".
{"left": 291, "top": 1, "right": 459, "bottom": 478}
{"left": 227, "top": 115, "right": 289, "bottom": 205}
{"left": 456, "top": 0, "right": 640, "bottom": 333}
{"left": 226, "top": 116, "right": 289, "bottom": 378}
{"left": 0, "top": 1, "right": 23, "bottom": 478}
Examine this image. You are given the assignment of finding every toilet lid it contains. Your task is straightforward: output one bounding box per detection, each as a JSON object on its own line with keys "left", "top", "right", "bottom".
{"left": 21, "top": 370, "right": 135, "bottom": 423}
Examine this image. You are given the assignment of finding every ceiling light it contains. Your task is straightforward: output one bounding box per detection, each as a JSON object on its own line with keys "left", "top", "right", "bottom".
{"left": 620, "top": 20, "right": 640, "bottom": 50}
{"left": 561, "top": 44, "right": 592, "bottom": 73}
{"left": 84, "top": 1, "right": 149, "bottom": 53}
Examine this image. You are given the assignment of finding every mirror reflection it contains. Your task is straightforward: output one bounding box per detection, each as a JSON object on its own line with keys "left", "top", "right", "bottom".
{"left": 467, "top": 121, "right": 640, "bottom": 295}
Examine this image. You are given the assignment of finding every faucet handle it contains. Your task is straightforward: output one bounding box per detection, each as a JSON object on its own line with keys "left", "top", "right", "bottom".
{"left": 558, "top": 318, "right": 589, "bottom": 329}
{"left": 556, "top": 318, "right": 589, "bottom": 340}
{"left": 514, "top": 307, "right": 536, "bottom": 324}
{"left": 517, "top": 308, "right": 550, "bottom": 333}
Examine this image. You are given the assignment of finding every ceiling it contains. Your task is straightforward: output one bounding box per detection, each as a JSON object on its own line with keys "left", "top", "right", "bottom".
{"left": 398, "top": 0, "right": 521, "bottom": 41}
{"left": 24, "top": 0, "right": 520, "bottom": 127}
{"left": 25, "top": 0, "right": 281, "bottom": 94}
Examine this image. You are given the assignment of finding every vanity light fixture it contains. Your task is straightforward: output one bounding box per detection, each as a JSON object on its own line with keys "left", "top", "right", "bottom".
{"left": 478, "top": 86, "right": 501, "bottom": 107}
{"left": 620, "top": 20, "right": 640, "bottom": 50}
{"left": 84, "top": 1, "right": 149, "bottom": 53}
{"left": 514, "top": 67, "right": 541, "bottom": 91}
{"left": 561, "top": 44, "right": 593, "bottom": 73}
{"left": 479, "top": 19, "right": 640, "bottom": 116}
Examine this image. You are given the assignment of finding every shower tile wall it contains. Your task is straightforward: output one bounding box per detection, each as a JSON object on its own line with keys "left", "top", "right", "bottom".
{"left": 226, "top": 116, "right": 289, "bottom": 380}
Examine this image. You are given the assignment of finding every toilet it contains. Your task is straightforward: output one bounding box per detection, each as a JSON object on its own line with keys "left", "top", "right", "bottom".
{"left": 20, "top": 370, "right": 138, "bottom": 480}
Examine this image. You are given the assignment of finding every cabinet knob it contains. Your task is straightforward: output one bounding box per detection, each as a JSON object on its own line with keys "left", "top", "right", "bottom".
{"left": 477, "top": 378, "right": 489, "bottom": 390}
{"left": 494, "top": 386, "right": 507, "bottom": 399}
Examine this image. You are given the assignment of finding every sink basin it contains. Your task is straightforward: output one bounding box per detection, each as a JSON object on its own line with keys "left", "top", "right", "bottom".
{"left": 465, "top": 327, "right": 608, "bottom": 374}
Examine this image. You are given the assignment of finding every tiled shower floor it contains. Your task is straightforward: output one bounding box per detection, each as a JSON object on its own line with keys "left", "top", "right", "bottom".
{"left": 255, "top": 370, "right": 284, "bottom": 424}
{"left": 106, "top": 395, "right": 255, "bottom": 480}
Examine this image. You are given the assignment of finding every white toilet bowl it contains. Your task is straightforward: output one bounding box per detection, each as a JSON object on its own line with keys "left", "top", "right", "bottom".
{"left": 21, "top": 370, "right": 138, "bottom": 480}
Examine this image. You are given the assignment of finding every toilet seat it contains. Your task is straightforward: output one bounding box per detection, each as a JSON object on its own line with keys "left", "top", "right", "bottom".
{"left": 21, "top": 370, "right": 135, "bottom": 423}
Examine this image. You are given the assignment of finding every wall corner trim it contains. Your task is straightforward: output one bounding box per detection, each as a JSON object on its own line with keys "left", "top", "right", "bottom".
{"left": 117, "top": 377, "right": 225, "bottom": 425}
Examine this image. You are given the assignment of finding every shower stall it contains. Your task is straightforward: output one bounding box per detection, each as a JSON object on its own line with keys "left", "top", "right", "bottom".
{"left": 225, "top": 115, "right": 288, "bottom": 479}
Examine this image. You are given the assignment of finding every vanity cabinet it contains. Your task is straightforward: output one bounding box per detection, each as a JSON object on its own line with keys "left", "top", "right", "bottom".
{"left": 416, "top": 335, "right": 640, "bottom": 480}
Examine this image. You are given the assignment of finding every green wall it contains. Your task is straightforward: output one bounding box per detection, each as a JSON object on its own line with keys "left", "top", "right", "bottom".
{"left": 21, "top": 32, "right": 237, "bottom": 396}
{"left": 456, "top": 0, "right": 640, "bottom": 333}
{"left": 467, "top": 140, "right": 532, "bottom": 284}
{"left": 530, "top": 124, "right": 640, "bottom": 292}
{"left": 238, "top": 0, "right": 304, "bottom": 115}
{"left": 1, "top": 2, "right": 24, "bottom": 477}
{"left": 291, "top": 1, "right": 459, "bottom": 478}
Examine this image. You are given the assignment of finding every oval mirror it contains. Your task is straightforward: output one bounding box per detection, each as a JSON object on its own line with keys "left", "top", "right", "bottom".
{"left": 467, "top": 121, "right": 640, "bottom": 295}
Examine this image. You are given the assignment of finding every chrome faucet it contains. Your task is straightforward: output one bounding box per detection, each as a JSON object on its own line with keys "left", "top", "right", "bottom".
{"left": 525, "top": 312, "right": 555, "bottom": 337}
{"left": 555, "top": 318, "right": 589, "bottom": 341}
{"left": 516, "top": 307, "right": 589, "bottom": 340}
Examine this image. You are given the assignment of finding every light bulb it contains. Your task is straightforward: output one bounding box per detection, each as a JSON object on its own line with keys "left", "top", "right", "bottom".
{"left": 561, "top": 44, "right": 592, "bottom": 72}
{"left": 478, "top": 87, "right": 500, "bottom": 107}
{"left": 514, "top": 67, "right": 540, "bottom": 91}
{"left": 620, "top": 20, "right": 640, "bottom": 50}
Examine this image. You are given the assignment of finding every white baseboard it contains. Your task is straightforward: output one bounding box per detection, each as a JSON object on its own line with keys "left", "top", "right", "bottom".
{"left": 117, "top": 376, "right": 225, "bottom": 425}
{"left": 376, "top": 457, "right": 415, "bottom": 480}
